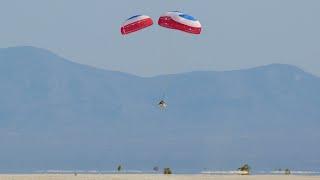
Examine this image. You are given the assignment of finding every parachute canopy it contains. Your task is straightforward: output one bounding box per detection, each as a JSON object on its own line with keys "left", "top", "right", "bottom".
{"left": 121, "top": 15, "right": 153, "bottom": 35}
{"left": 158, "top": 11, "right": 201, "bottom": 34}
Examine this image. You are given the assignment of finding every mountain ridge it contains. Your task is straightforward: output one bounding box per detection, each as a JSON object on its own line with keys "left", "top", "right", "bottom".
{"left": 0, "top": 46, "right": 319, "bottom": 172}
{"left": 1, "top": 46, "right": 318, "bottom": 79}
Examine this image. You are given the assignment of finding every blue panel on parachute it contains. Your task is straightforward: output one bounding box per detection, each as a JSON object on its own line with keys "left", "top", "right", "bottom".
{"left": 179, "top": 14, "right": 197, "bottom": 21}
{"left": 127, "top": 15, "right": 142, "bottom": 20}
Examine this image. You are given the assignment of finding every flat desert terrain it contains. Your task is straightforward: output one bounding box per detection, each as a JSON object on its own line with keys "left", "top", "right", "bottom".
{"left": 0, "top": 174, "right": 319, "bottom": 180}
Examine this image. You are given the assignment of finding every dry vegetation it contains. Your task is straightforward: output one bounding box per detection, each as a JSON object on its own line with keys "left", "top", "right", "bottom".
{"left": 0, "top": 174, "right": 319, "bottom": 180}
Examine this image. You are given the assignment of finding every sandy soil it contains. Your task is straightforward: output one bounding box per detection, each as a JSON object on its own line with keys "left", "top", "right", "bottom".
{"left": 0, "top": 174, "right": 319, "bottom": 180}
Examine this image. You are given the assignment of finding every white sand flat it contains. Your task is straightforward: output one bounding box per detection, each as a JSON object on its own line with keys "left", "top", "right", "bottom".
{"left": 0, "top": 174, "right": 319, "bottom": 180}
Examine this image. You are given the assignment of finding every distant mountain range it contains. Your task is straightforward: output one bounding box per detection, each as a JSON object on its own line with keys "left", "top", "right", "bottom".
{"left": 0, "top": 46, "right": 319, "bottom": 172}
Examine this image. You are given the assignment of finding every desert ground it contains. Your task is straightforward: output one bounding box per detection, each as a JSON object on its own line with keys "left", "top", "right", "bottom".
{"left": 0, "top": 174, "right": 319, "bottom": 180}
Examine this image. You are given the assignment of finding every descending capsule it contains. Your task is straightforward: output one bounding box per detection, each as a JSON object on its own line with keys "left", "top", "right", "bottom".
{"left": 158, "top": 100, "right": 167, "bottom": 109}
{"left": 158, "top": 11, "right": 202, "bottom": 34}
{"left": 121, "top": 15, "right": 154, "bottom": 35}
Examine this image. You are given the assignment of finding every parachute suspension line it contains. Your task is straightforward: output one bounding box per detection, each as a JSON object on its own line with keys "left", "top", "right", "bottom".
{"left": 159, "top": 25, "right": 174, "bottom": 102}
{"left": 121, "top": 12, "right": 202, "bottom": 109}
{"left": 157, "top": 11, "right": 202, "bottom": 103}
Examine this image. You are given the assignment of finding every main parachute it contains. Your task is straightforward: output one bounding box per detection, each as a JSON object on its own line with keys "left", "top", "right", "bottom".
{"left": 121, "top": 15, "right": 153, "bottom": 35}
{"left": 120, "top": 12, "right": 201, "bottom": 109}
{"left": 158, "top": 11, "right": 202, "bottom": 34}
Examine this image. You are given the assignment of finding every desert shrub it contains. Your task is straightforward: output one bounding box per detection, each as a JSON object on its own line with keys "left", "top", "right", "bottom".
{"left": 285, "top": 169, "right": 291, "bottom": 175}
{"left": 153, "top": 166, "right": 159, "bottom": 172}
{"left": 117, "top": 165, "right": 122, "bottom": 172}
{"left": 163, "top": 168, "right": 172, "bottom": 174}
{"left": 238, "top": 164, "right": 250, "bottom": 175}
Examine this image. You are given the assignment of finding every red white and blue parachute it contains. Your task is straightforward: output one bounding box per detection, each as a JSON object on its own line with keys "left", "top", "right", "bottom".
{"left": 158, "top": 11, "right": 202, "bottom": 34}
{"left": 121, "top": 15, "right": 154, "bottom": 35}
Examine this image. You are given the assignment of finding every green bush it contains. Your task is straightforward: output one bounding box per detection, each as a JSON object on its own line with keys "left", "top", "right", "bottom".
{"left": 238, "top": 164, "right": 250, "bottom": 175}
{"left": 117, "top": 165, "right": 122, "bottom": 172}
{"left": 285, "top": 169, "right": 291, "bottom": 175}
{"left": 163, "top": 168, "right": 172, "bottom": 174}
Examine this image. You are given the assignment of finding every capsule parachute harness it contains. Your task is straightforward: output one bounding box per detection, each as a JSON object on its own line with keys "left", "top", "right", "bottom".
{"left": 120, "top": 12, "right": 202, "bottom": 109}
{"left": 156, "top": 11, "right": 201, "bottom": 108}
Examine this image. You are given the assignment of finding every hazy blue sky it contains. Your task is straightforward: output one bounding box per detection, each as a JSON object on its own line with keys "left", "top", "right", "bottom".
{"left": 0, "top": 0, "right": 319, "bottom": 76}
